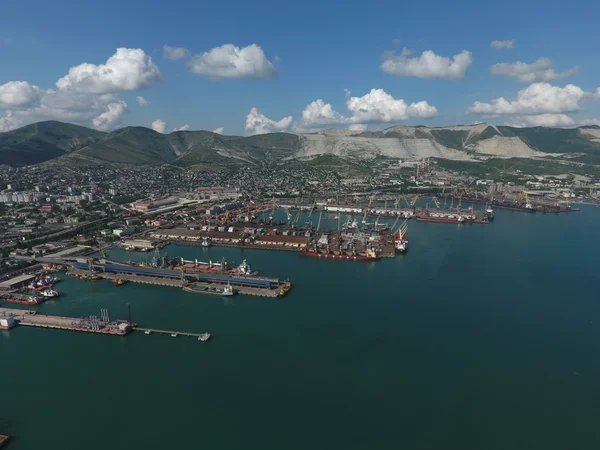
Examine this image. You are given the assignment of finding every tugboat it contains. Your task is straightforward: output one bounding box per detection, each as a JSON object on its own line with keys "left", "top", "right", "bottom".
{"left": 112, "top": 278, "right": 128, "bottom": 286}
{"left": 40, "top": 288, "right": 59, "bottom": 298}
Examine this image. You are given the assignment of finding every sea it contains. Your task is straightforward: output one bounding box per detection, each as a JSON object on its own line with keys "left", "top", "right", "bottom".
{"left": 2, "top": 204, "right": 600, "bottom": 450}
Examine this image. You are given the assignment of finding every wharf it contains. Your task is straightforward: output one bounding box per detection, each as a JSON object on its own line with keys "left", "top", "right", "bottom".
{"left": 0, "top": 435, "right": 9, "bottom": 448}
{"left": 66, "top": 269, "right": 286, "bottom": 298}
{"left": 133, "top": 327, "right": 210, "bottom": 340}
{"left": 0, "top": 307, "right": 131, "bottom": 335}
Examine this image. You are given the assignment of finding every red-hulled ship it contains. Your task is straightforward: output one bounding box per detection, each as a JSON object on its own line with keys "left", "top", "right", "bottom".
{"left": 2, "top": 293, "right": 45, "bottom": 305}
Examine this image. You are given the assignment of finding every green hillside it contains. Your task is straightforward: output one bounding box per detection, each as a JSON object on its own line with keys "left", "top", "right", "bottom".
{"left": 0, "top": 121, "right": 105, "bottom": 165}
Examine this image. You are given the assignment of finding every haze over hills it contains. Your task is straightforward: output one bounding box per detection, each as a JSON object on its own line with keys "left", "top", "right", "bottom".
{"left": 1, "top": 120, "right": 600, "bottom": 169}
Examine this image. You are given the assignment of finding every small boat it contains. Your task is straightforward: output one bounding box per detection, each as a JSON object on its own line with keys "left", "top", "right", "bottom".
{"left": 144, "top": 330, "right": 152, "bottom": 335}
{"left": 112, "top": 278, "right": 128, "bottom": 286}
{"left": 198, "top": 333, "right": 211, "bottom": 342}
{"left": 40, "top": 289, "right": 59, "bottom": 298}
{"left": 171, "top": 333, "right": 178, "bottom": 338}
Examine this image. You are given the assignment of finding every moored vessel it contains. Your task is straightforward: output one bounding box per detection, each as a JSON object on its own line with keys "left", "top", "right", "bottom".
{"left": 300, "top": 248, "right": 381, "bottom": 261}
{"left": 2, "top": 293, "right": 45, "bottom": 305}
{"left": 182, "top": 282, "right": 235, "bottom": 296}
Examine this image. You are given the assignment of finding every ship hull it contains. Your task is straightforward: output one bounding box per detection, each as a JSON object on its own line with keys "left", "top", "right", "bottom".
{"left": 3, "top": 297, "right": 45, "bottom": 305}
{"left": 416, "top": 216, "right": 466, "bottom": 224}
{"left": 182, "top": 286, "right": 234, "bottom": 296}
{"left": 299, "top": 251, "right": 381, "bottom": 261}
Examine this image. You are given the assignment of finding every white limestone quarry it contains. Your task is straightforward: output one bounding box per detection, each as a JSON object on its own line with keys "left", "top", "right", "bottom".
{"left": 578, "top": 127, "right": 600, "bottom": 142}
{"left": 470, "top": 136, "right": 548, "bottom": 158}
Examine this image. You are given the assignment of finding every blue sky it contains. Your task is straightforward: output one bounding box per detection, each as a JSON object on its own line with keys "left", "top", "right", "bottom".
{"left": 1, "top": 0, "right": 599, "bottom": 135}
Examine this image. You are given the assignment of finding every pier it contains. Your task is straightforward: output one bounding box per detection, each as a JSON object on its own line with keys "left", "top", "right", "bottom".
{"left": 0, "top": 307, "right": 212, "bottom": 342}
{"left": 0, "top": 307, "right": 131, "bottom": 335}
{"left": 133, "top": 327, "right": 211, "bottom": 341}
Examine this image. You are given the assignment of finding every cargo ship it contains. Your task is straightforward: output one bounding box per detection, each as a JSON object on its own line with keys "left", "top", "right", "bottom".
{"left": 182, "top": 282, "right": 235, "bottom": 296}
{"left": 300, "top": 248, "right": 381, "bottom": 261}
{"left": 416, "top": 214, "right": 466, "bottom": 223}
{"left": 490, "top": 201, "right": 536, "bottom": 213}
{"left": 2, "top": 293, "right": 46, "bottom": 305}
{"left": 394, "top": 219, "right": 408, "bottom": 252}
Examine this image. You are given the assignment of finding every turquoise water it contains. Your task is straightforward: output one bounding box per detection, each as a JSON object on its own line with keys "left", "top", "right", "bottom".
{"left": 2, "top": 205, "right": 600, "bottom": 449}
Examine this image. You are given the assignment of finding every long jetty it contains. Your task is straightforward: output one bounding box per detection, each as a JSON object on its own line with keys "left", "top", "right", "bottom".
{"left": 0, "top": 307, "right": 211, "bottom": 342}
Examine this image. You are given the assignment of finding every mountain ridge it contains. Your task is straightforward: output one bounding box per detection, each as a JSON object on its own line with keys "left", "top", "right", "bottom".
{"left": 1, "top": 120, "right": 600, "bottom": 168}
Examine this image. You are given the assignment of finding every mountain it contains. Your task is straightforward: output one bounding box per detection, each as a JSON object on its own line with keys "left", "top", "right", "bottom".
{"left": 2, "top": 120, "right": 600, "bottom": 168}
{"left": 0, "top": 121, "right": 106, "bottom": 165}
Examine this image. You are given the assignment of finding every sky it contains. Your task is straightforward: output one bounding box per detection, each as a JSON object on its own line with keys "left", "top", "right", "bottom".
{"left": 1, "top": 0, "right": 599, "bottom": 136}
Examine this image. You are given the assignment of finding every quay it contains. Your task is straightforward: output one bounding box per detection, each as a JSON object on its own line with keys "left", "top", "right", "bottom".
{"left": 0, "top": 307, "right": 131, "bottom": 335}
{"left": 69, "top": 260, "right": 291, "bottom": 298}
{"left": 133, "top": 327, "right": 211, "bottom": 341}
{"left": 0, "top": 307, "right": 212, "bottom": 342}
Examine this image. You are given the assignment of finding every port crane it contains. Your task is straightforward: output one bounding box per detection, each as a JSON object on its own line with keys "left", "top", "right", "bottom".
{"left": 431, "top": 196, "right": 441, "bottom": 208}
{"left": 410, "top": 195, "right": 419, "bottom": 207}
{"left": 394, "top": 195, "right": 402, "bottom": 209}
{"left": 362, "top": 196, "right": 374, "bottom": 224}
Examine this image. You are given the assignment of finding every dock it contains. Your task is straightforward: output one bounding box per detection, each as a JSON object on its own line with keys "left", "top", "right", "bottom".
{"left": 133, "top": 327, "right": 211, "bottom": 341}
{"left": 0, "top": 307, "right": 132, "bottom": 335}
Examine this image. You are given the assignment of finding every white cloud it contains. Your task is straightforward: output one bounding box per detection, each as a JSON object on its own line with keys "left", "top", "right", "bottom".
{"left": 392, "top": 39, "right": 401, "bottom": 45}
{"left": 348, "top": 124, "right": 368, "bottom": 132}
{"left": 491, "top": 58, "right": 579, "bottom": 83}
{"left": 245, "top": 107, "right": 292, "bottom": 135}
{"left": 381, "top": 48, "right": 472, "bottom": 80}
{"left": 173, "top": 124, "right": 190, "bottom": 131}
{"left": 212, "top": 127, "right": 224, "bottom": 134}
{"left": 0, "top": 81, "right": 43, "bottom": 108}
{"left": 0, "top": 112, "right": 22, "bottom": 132}
{"left": 136, "top": 95, "right": 150, "bottom": 106}
{"left": 296, "top": 89, "right": 437, "bottom": 130}
{"left": 466, "top": 82, "right": 589, "bottom": 115}
{"left": 579, "top": 118, "right": 600, "bottom": 126}
{"left": 189, "top": 44, "right": 277, "bottom": 80}
{"left": 509, "top": 113, "right": 575, "bottom": 128}
{"left": 346, "top": 89, "right": 438, "bottom": 122}
{"left": 56, "top": 48, "right": 161, "bottom": 94}
{"left": 92, "top": 100, "right": 127, "bottom": 131}
{"left": 151, "top": 119, "right": 167, "bottom": 133}
{"left": 300, "top": 99, "right": 348, "bottom": 126}
{"left": 490, "top": 40, "right": 516, "bottom": 49}
{"left": 163, "top": 45, "right": 189, "bottom": 61}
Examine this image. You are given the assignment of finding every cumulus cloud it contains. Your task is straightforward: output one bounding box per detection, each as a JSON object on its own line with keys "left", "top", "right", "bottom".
{"left": 92, "top": 100, "right": 127, "bottom": 131}
{"left": 163, "top": 45, "right": 189, "bottom": 61}
{"left": 347, "top": 89, "right": 438, "bottom": 122}
{"left": 245, "top": 107, "right": 292, "bottom": 135}
{"left": 56, "top": 48, "right": 161, "bottom": 94}
{"left": 0, "top": 81, "right": 43, "bottom": 108}
{"left": 579, "top": 118, "right": 600, "bottom": 126}
{"left": 151, "top": 119, "right": 167, "bottom": 133}
{"left": 466, "top": 82, "right": 589, "bottom": 115}
{"left": 381, "top": 48, "right": 472, "bottom": 80}
{"left": 0, "top": 112, "right": 22, "bottom": 132}
{"left": 348, "top": 124, "right": 368, "bottom": 132}
{"left": 212, "top": 127, "right": 224, "bottom": 134}
{"left": 509, "top": 113, "right": 575, "bottom": 128}
{"left": 490, "top": 40, "right": 516, "bottom": 49}
{"left": 189, "top": 44, "right": 277, "bottom": 79}
{"left": 300, "top": 99, "right": 348, "bottom": 127}
{"left": 491, "top": 58, "right": 579, "bottom": 83}
{"left": 296, "top": 89, "right": 437, "bottom": 130}
{"left": 136, "top": 95, "right": 150, "bottom": 106}
{"left": 173, "top": 124, "right": 190, "bottom": 131}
